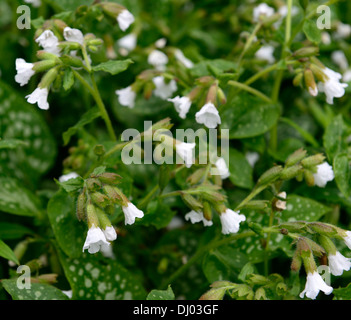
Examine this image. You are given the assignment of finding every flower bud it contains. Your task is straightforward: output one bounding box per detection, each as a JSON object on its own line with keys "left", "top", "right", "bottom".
{"left": 206, "top": 83, "right": 218, "bottom": 104}
{"left": 187, "top": 168, "right": 206, "bottom": 185}
{"left": 90, "top": 192, "right": 110, "bottom": 208}
{"left": 242, "top": 200, "right": 269, "bottom": 211}
{"left": 254, "top": 287, "right": 267, "bottom": 300}
{"left": 103, "top": 184, "right": 122, "bottom": 203}
{"left": 280, "top": 164, "right": 302, "bottom": 180}
{"left": 32, "top": 59, "right": 59, "bottom": 73}
{"left": 293, "top": 47, "right": 319, "bottom": 58}
{"left": 292, "top": 72, "right": 303, "bottom": 87}
{"left": 301, "top": 154, "right": 325, "bottom": 168}
{"left": 86, "top": 202, "right": 100, "bottom": 228}
{"left": 308, "top": 222, "right": 338, "bottom": 237}
{"left": 180, "top": 192, "right": 203, "bottom": 212}
{"left": 304, "top": 68, "right": 318, "bottom": 97}
{"left": 202, "top": 201, "right": 213, "bottom": 221}
{"left": 86, "top": 178, "right": 102, "bottom": 191}
{"left": 76, "top": 191, "right": 87, "bottom": 221}
{"left": 59, "top": 54, "right": 84, "bottom": 68}
{"left": 97, "top": 172, "right": 122, "bottom": 185}
{"left": 257, "top": 165, "right": 283, "bottom": 186}
{"left": 248, "top": 222, "right": 264, "bottom": 236}
{"left": 291, "top": 249, "right": 302, "bottom": 272}
{"left": 38, "top": 67, "right": 59, "bottom": 89}
{"left": 93, "top": 144, "right": 106, "bottom": 157}
{"left": 36, "top": 50, "right": 60, "bottom": 62}
{"left": 285, "top": 148, "right": 307, "bottom": 167}
{"left": 304, "top": 169, "right": 315, "bottom": 186}
{"left": 217, "top": 87, "right": 227, "bottom": 104}
{"left": 318, "top": 234, "right": 337, "bottom": 255}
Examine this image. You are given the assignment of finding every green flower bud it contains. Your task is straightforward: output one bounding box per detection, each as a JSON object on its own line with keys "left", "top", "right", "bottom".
{"left": 301, "top": 153, "right": 325, "bottom": 168}
{"left": 103, "top": 184, "right": 122, "bottom": 203}
{"left": 93, "top": 144, "right": 106, "bottom": 157}
{"left": 76, "top": 191, "right": 87, "bottom": 221}
{"left": 180, "top": 192, "right": 203, "bottom": 212}
{"left": 38, "top": 67, "right": 59, "bottom": 89}
{"left": 303, "top": 169, "right": 315, "bottom": 186}
{"left": 285, "top": 148, "right": 307, "bottom": 167}
{"left": 280, "top": 164, "right": 303, "bottom": 180}
{"left": 293, "top": 47, "right": 319, "bottom": 58}
{"left": 257, "top": 165, "right": 283, "bottom": 186}
{"left": 86, "top": 202, "right": 100, "bottom": 228}
{"left": 318, "top": 234, "right": 337, "bottom": 255}
{"left": 254, "top": 287, "right": 268, "bottom": 300}
{"left": 86, "top": 178, "right": 102, "bottom": 191}
{"left": 90, "top": 192, "right": 110, "bottom": 208}
{"left": 59, "top": 54, "right": 84, "bottom": 68}
{"left": 97, "top": 172, "right": 122, "bottom": 185}
{"left": 203, "top": 201, "right": 213, "bottom": 221}
{"left": 248, "top": 222, "right": 264, "bottom": 236}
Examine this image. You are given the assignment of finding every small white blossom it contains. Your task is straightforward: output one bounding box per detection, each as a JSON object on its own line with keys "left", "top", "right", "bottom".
{"left": 122, "top": 202, "right": 144, "bottom": 225}
{"left": 195, "top": 102, "right": 221, "bottom": 128}
{"left": 312, "top": 162, "right": 334, "bottom": 188}
{"left": 117, "top": 33, "right": 137, "bottom": 51}
{"left": 185, "top": 210, "right": 213, "bottom": 227}
{"left": 328, "top": 251, "right": 351, "bottom": 276}
{"left": 175, "top": 142, "right": 196, "bottom": 168}
{"left": 58, "top": 172, "right": 79, "bottom": 182}
{"left": 214, "top": 157, "right": 230, "bottom": 180}
{"left": 335, "top": 22, "right": 351, "bottom": 39}
{"left": 299, "top": 271, "right": 333, "bottom": 300}
{"left": 148, "top": 50, "right": 169, "bottom": 71}
{"left": 117, "top": 9, "right": 135, "bottom": 31}
{"left": 24, "top": 0, "right": 41, "bottom": 7}
{"left": 343, "top": 69, "right": 351, "bottom": 82}
{"left": 174, "top": 49, "right": 194, "bottom": 69}
{"left": 155, "top": 38, "right": 167, "bottom": 49}
{"left": 15, "top": 58, "right": 35, "bottom": 87}
{"left": 253, "top": 3, "right": 275, "bottom": 22}
{"left": 342, "top": 231, "right": 351, "bottom": 250}
{"left": 255, "top": 45, "right": 275, "bottom": 64}
{"left": 318, "top": 67, "right": 348, "bottom": 104}
{"left": 83, "top": 224, "right": 110, "bottom": 254}
{"left": 220, "top": 209, "right": 246, "bottom": 235}
{"left": 115, "top": 86, "right": 136, "bottom": 108}
{"left": 25, "top": 87, "right": 49, "bottom": 110}
{"left": 167, "top": 96, "right": 191, "bottom": 119}
{"left": 275, "top": 191, "right": 287, "bottom": 210}
{"left": 152, "top": 76, "right": 177, "bottom": 100}
{"left": 245, "top": 151, "right": 260, "bottom": 168}
{"left": 63, "top": 27, "right": 84, "bottom": 45}
{"left": 321, "top": 32, "right": 331, "bottom": 45}
{"left": 102, "top": 226, "right": 117, "bottom": 241}
{"left": 35, "top": 30, "right": 61, "bottom": 56}
{"left": 331, "top": 50, "right": 349, "bottom": 71}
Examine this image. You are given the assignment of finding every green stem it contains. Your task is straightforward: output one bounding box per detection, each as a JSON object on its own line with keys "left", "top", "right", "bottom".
{"left": 227, "top": 81, "right": 273, "bottom": 104}
{"left": 264, "top": 209, "right": 276, "bottom": 276}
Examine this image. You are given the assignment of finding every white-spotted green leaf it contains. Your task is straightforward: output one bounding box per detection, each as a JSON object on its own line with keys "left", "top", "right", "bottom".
{"left": 0, "top": 239, "right": 19, "bottom": 265}
{"left": 333, "top": 153, "right": 351, "bottom": 198}
{"left": 228, "top": 148, "right": 254, "bottom": 189}
{"left": 146, "top": 285, "right": 175, "bottom": 300}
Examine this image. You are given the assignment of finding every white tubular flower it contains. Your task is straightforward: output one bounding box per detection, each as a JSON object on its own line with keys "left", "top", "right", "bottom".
{"left": 253, "top": 3, "right": 275, "bottom": 22}
{"left": 148, "top": 50, "right": 169, "bottom": 71}
{"left": 318, "top": 67, "right": 348, "bottom": 104}
{"left": 255, "top": 45, "right": 275, "bottom": 64}
{"left": 328, "top": 251, "right": 351, "bottom": 276}
{"left": 167, "top": 96, "right": 191, "bottom": 119}
{"left": 63, "top": 27, "right": 84, "bottom": 45}
{"left": 299, "top": 271, "right": 333, "bottom": 300}
{"left": 35, "top": 30, "right": 61, "bottom": 56}
{"left": 335, "top": 22, "right": 351, "bottom": 39}
{"left": 117, "top": 33, "right": 137, "bottom": 51}
{"left": 115, "top": 86, "right": 136, "bottom": 108}
{"left": 175, "top": 142, "right": 196, "bottom": 168}
{"left": 25, "top": 87, "right": 49, "bottom": 110}
{"left": 152, "top": 76, "right": 177, "bottom": 100}
{"left": 215, "top": 157, "right": 230, "bottom": 180}
{"left": 174, "top": 49, "right": 194, "bottom": 69}
{"left": 122, "top": 202, "right": 144, "bottom": 225}
{"left": 185, "top": 210, "right": 213, "bottom": 227}
{"left": 195, "top": 102, "right": 221, "bottom": 129}
{"left": 102, "top": 226, "right": 117, "bottom": 241}
{"left": 58, "top": 172, "right": 79, "bottom": 182}
{"left": 83, "top": 224, "right": 110, "bottom": 254}
{"left": 15, "top": 58, "right": 35, "bottom": 87}
{"left": 331, "top": 50, "right": 349, "bottom": 71}
{"left": 313, "top": 162, "right": 334, "bottom": 188}
{"left": 117, "top": 9, "right": 135, "bottom": 31}
{"left": 220, "top": 209, "right": 246, "bottom": 235}
{"left": 342, "top": 231, "right": 351, "bottom": 250}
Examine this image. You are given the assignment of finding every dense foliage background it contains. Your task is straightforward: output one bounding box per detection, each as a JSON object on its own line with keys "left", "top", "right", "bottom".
{"left": 0, "top": 0, "right": 351, "bottom": 300}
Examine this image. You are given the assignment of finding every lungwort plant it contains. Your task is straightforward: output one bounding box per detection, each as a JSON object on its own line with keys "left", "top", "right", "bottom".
{"left": 1, "top": 0, "right": 351, "bottom": 301}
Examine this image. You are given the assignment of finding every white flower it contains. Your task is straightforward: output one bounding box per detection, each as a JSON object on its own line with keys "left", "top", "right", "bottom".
{"left": 318, "top": 67, "right": 348, "bottom": 104}
{"left": 167, "top": 96, "right": 191, "bottom": 119}
{"left": 175, "top": 142, "right": 196, "bottom": 168}
{"left": 185, "top": 210, "right": 213, "bottom": 227}
{"left": 117, "top": 9, "right": 135, "bottom": 31}
{"left": 148, "top": 50, "right": 169, "bottom": 71}
{"left": 83, "top": 224, "right": 110, "bottom": 254}
{"left": 15, "top": 58, "right": 35, "bottom": 87}
{"left": 25, "top": 87, "right": 49, "bottom": 110}
{"left": 35, "top": 30, "right": 61, "bottom": 56}
{"left": 174, "top": 49, "right": 194, "bottom": 69}
{"left": 117, "top": 33, "right": 137, "bottom": 51}
{"left": 122, "top": 202, "right": 144, "bottom": 225}
{"left": 24, "top": 0, "right": 41, "bottom": 7}
{"left": 253, "top": 3, "right": 275, "bottom": 22}
{"left": 245, "top": 151, "right": 260, "bottom": 168}
{"left": 152, "top": 76, "right": 177, "bottom": 100}
{"left": 215, "top": 157, "right": 230, "bottom": 180}
{"left": 58, "top": 172, "right": 79, "bottom": 182}
{"left": 321, "top": 32, "right": 331, "bottom": 45}
{"left": 312, "top": 162, "right": 334, "bottom": 188}
{"left": 275, "top": 191, "right": 287, "bottom": 210}
{"left": 155, "top": 38, "right": 167, "bottom": 49}
{"left": 255, "top": 45, "right": 275, "bottom": 64}
{"left": 102, "top": 226, "right": 117, "bottom": 241}
{"left": 328, "top": 251, "right": 351, "bottom": 276}
{"left": 167, "top": 216, "right": 185, "bottom": 230}
{"left": 299, "top": 271, "right": 333, "bottom": 300}
{"left": 219, "top": 209, "right": 246, "bottom": 235}
{"left": 115, "top": 86, "right": 136, "bottom": 108}
{"left": 342, "top": 231, "right": 351, "bottom": 250}
{"left": 335, "top": 22, "right": 351, "bottom": 39}
{"left": 343, "top": 69, "right": 351, "bottom": 82}
{"left": 195, "top": 102, "right": 221, "bottom": 129}
{"left": 63, "top": 27, "right": 84, "bottom": 45}
{"left": 331, "top": 50, "right": 349, "bottom": 71}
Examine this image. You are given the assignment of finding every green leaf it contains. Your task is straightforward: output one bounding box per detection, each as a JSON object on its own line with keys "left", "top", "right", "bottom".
{"left": 1, "top": 279, "right": 69, "bottom": 300}
{"left": 228, "top": 148, "right": 254, "bottom": 189}
{"left": 55, "top": 176, "right": 84, "bottom": 193}
{"left": 57, "top": 249, "right": 147, "bottom": 300}
{"left": 0, "top": 239, "right": 19, "bottom": 265}
{"left": 147, "top": 285, "right": 175, "bottom": 300}
{"left": 333, "top": 153, "right": 351, "bottom": 198}
{"left": 303, "top": 20, "right": 321, "bottom": 44}
{"left": 0, "top": 222, "right": 34, "bottom": 240}
{"left": 0, "top": 81, "right": 57, "bottom": 183}
{"left": 0, "top": 139, "right": 28, "bottom": 149}
{"left": 92, "top": 59, "right": 134, "bottom": 75}
{"left": 333, "top": 283, "right": 351, "bottom": 300}
{"left": 47, "top": 189, "right": 86, "bottom": 258}
{"left": 221, "top": 93, "right": 279, "bottom": 139}
{"left": 0, "top": 177, "right": 42, "bottom": 217}
{"left": 191, "top": 59, "right": 237, "bottom": 77}
{"left": 62, "top": 107, "right": 101, "bottom": 145}
{"left": 63, "top": 68, "right": 75, "bottom": 91}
